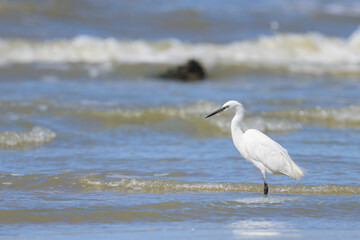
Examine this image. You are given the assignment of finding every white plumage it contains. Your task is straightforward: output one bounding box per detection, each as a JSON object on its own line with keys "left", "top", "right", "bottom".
{"left": 205, "top": 100, "right": 304, "bottom": 195}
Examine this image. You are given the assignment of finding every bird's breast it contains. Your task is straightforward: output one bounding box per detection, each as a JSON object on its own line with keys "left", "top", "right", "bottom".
{"left": 232, "top": 136, "right": 250, "bottom": 160}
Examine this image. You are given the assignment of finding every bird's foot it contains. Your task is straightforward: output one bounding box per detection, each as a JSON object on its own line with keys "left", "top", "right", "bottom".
{"left": 264, "top": 183, "right": 269, "bottom": 195}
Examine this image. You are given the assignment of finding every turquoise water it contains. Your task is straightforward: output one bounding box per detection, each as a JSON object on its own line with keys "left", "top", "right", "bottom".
{"left": 1, "top": 0, "right": 360, "bottom": 239}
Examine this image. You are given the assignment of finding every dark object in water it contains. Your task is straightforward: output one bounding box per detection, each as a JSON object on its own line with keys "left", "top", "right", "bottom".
{"left": 159, "top": 59, "right": 206, "bottom": 81}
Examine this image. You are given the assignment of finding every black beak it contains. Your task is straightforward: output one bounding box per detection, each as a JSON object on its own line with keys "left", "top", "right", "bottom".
{"left": 205, "top": 106, "right": 227, "bottom": 118}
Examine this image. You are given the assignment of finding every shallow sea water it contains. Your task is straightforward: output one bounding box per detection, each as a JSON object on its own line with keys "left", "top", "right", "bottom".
{"left": 1, "top": 0, "right": 360, "bottom": 239}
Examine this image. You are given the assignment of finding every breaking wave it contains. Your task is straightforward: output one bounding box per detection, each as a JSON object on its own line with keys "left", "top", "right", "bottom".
{"left": 80, "top": 177, "right": 360, "bottom": 195}
{"left": 3, "top": 100, "right": 360, "bottom": 137}
{"left": 1, "top": 27, "right": 360, "bottom": 75}
{"left": 262, "top": 105, "right": 360, "bottom": 128}
{"left": 2, "top": 173, "right": 359, "bottom": 195}
{"left": 72, "top": 101, "right": 302, "bottom": 134}
{"left": 72, "top": 101, "right": 360, "bottom": 132}
{"left": 0, "top": 126, "right": 56, "bottom": 148}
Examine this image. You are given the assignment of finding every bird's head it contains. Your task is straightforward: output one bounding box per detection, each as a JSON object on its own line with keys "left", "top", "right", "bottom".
{"left": 205, "top": 100, "right": 243, "bottom": 118}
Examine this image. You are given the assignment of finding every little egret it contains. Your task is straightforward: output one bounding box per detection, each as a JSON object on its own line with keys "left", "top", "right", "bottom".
{"left": 205, "top": 100, "right": 304, "bottom": 195}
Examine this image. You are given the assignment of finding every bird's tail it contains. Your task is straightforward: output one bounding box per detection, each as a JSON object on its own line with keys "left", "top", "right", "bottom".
{"left": 291, "top": 162, "right": 305, "bottom": 180}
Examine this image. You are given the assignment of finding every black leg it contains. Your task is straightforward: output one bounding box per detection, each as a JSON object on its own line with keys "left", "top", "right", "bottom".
{"left": 264, "top": 183, "right": 269, "bottom": 195}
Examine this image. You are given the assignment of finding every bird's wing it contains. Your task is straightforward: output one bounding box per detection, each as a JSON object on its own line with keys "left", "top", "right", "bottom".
{"left": 243, "top": 129, "right": 293, "bottom": 176}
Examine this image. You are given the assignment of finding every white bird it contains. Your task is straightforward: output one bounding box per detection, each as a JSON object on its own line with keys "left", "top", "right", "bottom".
{"left": 205, "top": 100, "right": 304, "bottom": 195}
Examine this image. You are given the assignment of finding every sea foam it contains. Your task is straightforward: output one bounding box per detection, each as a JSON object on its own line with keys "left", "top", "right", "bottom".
{"left": 0, "top": 126, "right": 56, "bottom": 148}
{"left": 1, "top": 28, "right": 360, "bottom": 75}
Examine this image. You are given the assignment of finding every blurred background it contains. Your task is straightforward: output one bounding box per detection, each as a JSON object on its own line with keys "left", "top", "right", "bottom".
{"left": 0, "top": 0, "right": 359, "bottom": 239}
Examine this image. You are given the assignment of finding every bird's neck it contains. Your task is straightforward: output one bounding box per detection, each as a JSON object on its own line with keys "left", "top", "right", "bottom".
{"left": 231, "top": 113, "right": 244, "bottom": 147}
